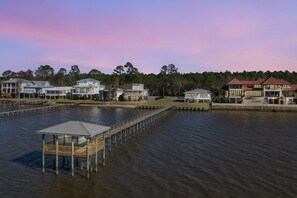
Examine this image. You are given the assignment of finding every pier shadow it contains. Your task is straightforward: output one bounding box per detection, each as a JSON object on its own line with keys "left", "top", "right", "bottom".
{"left": 11, "top": 150, "right": 42, "bottom": 170}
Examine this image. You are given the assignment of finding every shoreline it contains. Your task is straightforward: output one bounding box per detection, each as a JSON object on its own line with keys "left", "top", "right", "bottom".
{"left": 1, "top": 99, "right": 297, "bottom": 112}
{"left": 211, "top": 103, "right": 297, "bottom": 112}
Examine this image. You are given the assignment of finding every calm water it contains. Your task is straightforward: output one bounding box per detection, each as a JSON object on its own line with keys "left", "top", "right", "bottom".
{"left": 0, "top": 104, "right": 45, "bottom": 112}
{"left": 0, "top": 107, "right": 297, "bottom": 197}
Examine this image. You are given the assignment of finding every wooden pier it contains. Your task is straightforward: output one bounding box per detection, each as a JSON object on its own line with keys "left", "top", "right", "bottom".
{"left": 36, "top": 105, "right": 175, "bottom": 178}
{"left": 0, "top": 103, "right": 78, "bottom": 118}
{"left": 105, "top": 105, "right": 174, "bottom": 150}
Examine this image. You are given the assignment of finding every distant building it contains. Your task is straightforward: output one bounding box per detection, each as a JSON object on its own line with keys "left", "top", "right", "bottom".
{"left": 123, "top": 83, "right": 149, "bottom": 101}
{"left": 1, "top": 78, "right": 30, "bottom": 98}
{"left": 184, "top": 89, "right": 212, "bottom": 103}
{"left": 23, "top": 81, "right": 53, "bottom": 98}
{"left": 71, "top": 78, "right": 105, "bottom": 100}
{"left": 44, "top": 87, "right": 72, "bottom": 99}
{"left": 100, "top": 88, "right": 124, "bottom": 101}
{"left": 220, "top": 77, "right": 297, "bottom": 105}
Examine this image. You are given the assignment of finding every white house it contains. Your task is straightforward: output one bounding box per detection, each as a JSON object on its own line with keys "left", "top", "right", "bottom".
{"left": 23, "top": 81, "right": 53, "bottom": 98}
{"left": 1, "top": 78, "right": 30, "bottom": 98}
{"left": 123, "top": 83, "right": 149, "bottom": 101}
{"left": 44, "top": 87, "right": 72, "bottom": 99}
{"left": 72, "top": 78, "right": 105, "bottom": 100}
{"left": 184, "top": 89, "right": 212, "bottom": 103}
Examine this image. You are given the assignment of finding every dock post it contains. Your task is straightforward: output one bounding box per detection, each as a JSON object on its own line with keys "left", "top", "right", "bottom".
{"left": 55, "top": 136, "right": 59, "bottom": 175}
{"left": 95, "top": 136, "right": 98, "bottom": 172}
{"left": 102, "top": 132, "right": 106, "bottom": 167}
{"left": 86, "top": 139, "right": 90, "bottom": 179}
{"left": 42, "top": 134, "right": 45, "bottom": 174}
{"left": 63, "top": 135, "right": 66, "bottom": 168}
{"left": 71, "top": 137, "right": 74, "bottom": 176}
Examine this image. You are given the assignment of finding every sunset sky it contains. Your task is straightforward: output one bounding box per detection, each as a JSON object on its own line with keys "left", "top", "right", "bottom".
{"left": 1, "top": 0, "right": 297, "bottom": 74}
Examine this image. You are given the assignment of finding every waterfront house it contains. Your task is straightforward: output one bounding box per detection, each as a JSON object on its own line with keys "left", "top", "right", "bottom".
{"left": 123, "top": 84, "right": 149, "bottom": 101}
{"left": 184, "top": 89, "right": 212, "bottom": 103}
{"left": 100, "top": 88, "right": 124, "bottom": 101}
{"left": 44, "top": 86, "right": 72, "bottom": 99}
{"left": 23, "top": 81, "right": 53, "bottom": 98}
{"left": 1, "top": 78, "right": 30, "bottom": 98}
{"left": 71, "top": 78, "right": 105, "bottom": 100}
{"left": 220, "top": 77, "right": 297, "bottom": 105}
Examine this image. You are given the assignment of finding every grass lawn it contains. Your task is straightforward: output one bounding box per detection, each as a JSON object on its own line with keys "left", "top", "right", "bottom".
{"left": 0, "top": 97, "right": 209, "bottom": 108}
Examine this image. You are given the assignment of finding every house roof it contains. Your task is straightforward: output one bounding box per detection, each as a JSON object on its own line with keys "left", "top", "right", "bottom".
{"left": 73, "top": 84, "right": 98, "bottom": 88}
{"left": 284, "top": 84, "right": 297, "bottom": 91}
{"left": 227, "top": 77, "right": 291, "bottom": 86}
{"left": 36, "top": 121, "right": 110, "bottom": 137}
{"left": 24, "top": 81, "right": 53, "bottom": 88}
{"left": 184, "top": 89, "right": 211, "bottom": 94}
{"left": 77, "top": 78, "right": 100, "bottom": 84}
{"left": 254, "top": 78, "right": 266, "bottom": 85}
{"left": 2, "top": 78, "right": 30, "bottom": 83}
{"left": 226, "top": 78, "right": 255, "bottom": 85}
{"left": 262, "top": 77, "right": 291, "bottom": 85}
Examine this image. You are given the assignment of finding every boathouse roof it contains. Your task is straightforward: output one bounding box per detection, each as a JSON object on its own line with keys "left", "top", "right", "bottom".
{"left": 37, "top": 121, "right": 110, "bottom": 137}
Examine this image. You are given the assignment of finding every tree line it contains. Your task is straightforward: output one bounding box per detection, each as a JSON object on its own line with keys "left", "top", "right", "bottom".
{"left": 1, "top": 62, "right": 296, "bottom": 97}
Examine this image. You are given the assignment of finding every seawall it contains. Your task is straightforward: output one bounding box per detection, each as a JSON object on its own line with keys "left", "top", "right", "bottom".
{"left": 211, "top": 103, "right": 297, "bottom": 112}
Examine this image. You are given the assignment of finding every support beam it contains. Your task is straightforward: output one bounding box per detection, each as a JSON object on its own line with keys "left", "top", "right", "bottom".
{"left": 95, "top": 136, "right": 98, "bottom": 172}
{"left": 55, "top": 136, "right": 59, "bottom": 175}
{"left": 71, "top": 137, "right": 74, "bottom": 176}
{"left": 42, "top": 134, "right": 45, "bottom": 174}
{"left": 86, "top": 139, "right": 90, "bottom": 179}
{"left": 102, "top": 132, "right": 106, "bottom": 167}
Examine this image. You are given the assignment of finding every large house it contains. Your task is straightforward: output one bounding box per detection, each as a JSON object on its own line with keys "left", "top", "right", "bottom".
{"left": 1, "top": 78, "right": 30, "bottom": 98}
{"left": 184, "top": 89, "right": 212, "bottom": 103}
{"left": 44, "top": 87, "right": 72, "bottom": 99}
{"left": 123, "top": 83, "right": 149, "bottom": 101}
{"left": 220, "top": 77, "right": 297, "bottom": 105}
{"left": 1, "top": 78, "right": 54, "bottom": 98}
{"left": 71, "top": 78, "right": 105, "bottom": 100}
{"left": 23, "top": 81, "right": 53, "bottom": 98}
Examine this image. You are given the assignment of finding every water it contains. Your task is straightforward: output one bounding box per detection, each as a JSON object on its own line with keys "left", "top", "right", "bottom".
{"left": 0, "top": 107, "right": 297, "bottom": 197}
{"left": 0, "top": 104, "right": 45, "bottom": 112}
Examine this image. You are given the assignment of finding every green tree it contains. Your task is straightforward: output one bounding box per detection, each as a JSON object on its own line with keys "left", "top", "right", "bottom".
{"left": 89, "top": 69, "right": 101, "bottom": 75}
{"left": 113, "top": 65, "right": 125, "bottom": 75}
{"left": 35, "top": 65, "right": 54, "bottom": 81}
{"left": 2, "top": 70, "right": 16, "bottom": 78}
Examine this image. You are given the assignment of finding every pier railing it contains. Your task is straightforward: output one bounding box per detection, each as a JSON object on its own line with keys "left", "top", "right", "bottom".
{"left": 0, "top": 103, "right": 78, "bottom": 118}
{"left": 106, "top": 105, "right": 174, "bottom": 137}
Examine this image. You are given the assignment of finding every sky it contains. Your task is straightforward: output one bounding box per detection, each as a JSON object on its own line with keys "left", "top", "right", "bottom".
{"left": 0, "top": 0, "right": 297, "bottom": 74}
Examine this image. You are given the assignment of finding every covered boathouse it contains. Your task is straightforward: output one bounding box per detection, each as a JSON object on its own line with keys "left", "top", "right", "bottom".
{"left": 36, "top": 121, "right": 110, "bottom": 178}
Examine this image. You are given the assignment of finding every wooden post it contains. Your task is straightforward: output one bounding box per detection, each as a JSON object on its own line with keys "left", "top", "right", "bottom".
{"left": 52, "top": 135, "right": 55, "bottom": 169}
{"left": 86, "top": 139, "right": 90, "bottom": 179}
{"left": 63, "top": 135, "right": 66, "bottom": 168}
{"left": 71, "top": 137, "right": 74, "bottom": 176}
{"left": 55, "top": 136, "right": 59, "bottom": 175}
{"left": 102, "top": 133, "right": 106, "bottom": 167}
{"left": 95, "top": 136, "right": 98, "bottom": 173}
{"left": 42, "top": 134, "right": 45, "bottom": 174}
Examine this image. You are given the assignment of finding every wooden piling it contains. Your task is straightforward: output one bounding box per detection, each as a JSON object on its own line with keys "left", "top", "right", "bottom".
{"left": 95, "top": 136, "right": 98, "bottom": 172}
{"left": 86, "top": 139, "right": 90, "bottom": 179}
{"left": 42, "top": 135, "right": 45, "bottom": 174}
{"left": 71, "top": 137, "right": 74, "bottom": 176}
{"left": 55, "top": 136, "right": 59, "bottom": 175}
{"left": 102, "top": 133, "right": 106, "bottom": 167}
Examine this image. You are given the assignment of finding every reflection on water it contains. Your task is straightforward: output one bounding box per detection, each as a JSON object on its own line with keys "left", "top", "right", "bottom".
{"left": 0, "top": 107, "right": 297, "bottom": 197}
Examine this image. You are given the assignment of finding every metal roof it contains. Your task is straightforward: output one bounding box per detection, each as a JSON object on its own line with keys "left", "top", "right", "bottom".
{"left": 76, "top": 78, "right": 100, "bottom": 84}
{"left": 2, "top": 78, "right": 30, "bottom": 83}
{"left": 184, "top": 89, "right": 211, "bottom": 94}
{"left": 36, "top": 121, "right": 110, "bottom": 137}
